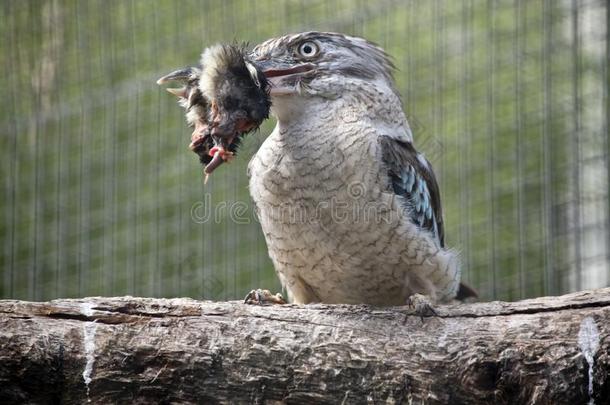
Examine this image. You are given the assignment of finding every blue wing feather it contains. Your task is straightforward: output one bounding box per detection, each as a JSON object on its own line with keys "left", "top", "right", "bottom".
{"left": 379, "top": 136, "right": 477, "bottom": 299}
{"left": 380, "top": 136, "right": 445, "bottom": 246}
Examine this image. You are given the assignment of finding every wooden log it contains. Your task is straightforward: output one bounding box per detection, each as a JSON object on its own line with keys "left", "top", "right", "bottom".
{"left": 0, "top": 288, "right": 608, "bottom": 404}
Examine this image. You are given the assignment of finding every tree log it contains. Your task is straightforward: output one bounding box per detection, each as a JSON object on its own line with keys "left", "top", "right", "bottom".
{"left": 0, "top": 288, "right": 608, "bottom": 404}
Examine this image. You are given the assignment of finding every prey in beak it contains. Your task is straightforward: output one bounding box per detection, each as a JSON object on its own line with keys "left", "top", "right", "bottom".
{"left": 158, "top": 44, "right": 271, "bottom": 182}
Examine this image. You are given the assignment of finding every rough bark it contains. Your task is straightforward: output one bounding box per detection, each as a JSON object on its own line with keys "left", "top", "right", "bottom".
{"left": 0, "top": 289, "right": 608, "bottom": 404}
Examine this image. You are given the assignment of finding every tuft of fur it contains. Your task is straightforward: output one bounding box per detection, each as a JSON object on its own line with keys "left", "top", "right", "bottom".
{"left": 199, "top": 44, "right": 271, "bottom": 128}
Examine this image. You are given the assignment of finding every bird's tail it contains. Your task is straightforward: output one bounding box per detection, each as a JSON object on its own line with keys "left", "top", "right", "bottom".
{"left": 455, "top": 282, "right": 478, "bottom": 301}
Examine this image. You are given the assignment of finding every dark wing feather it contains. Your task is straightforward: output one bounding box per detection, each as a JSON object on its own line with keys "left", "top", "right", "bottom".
{"left": 379, "top": 136, "right": 444, "bottom": 246}
{"left": 380, "top": 136, "right": 478, "bottom": 300}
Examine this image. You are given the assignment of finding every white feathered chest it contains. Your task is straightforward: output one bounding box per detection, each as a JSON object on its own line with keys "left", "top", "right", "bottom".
{"left": 248, "top": 97, "right": 459, "bottom": 305}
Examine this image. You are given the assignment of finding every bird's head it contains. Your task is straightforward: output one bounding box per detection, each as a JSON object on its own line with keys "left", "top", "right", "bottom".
{"left": 251, "top": 31, "right": 397, "bottom": 120}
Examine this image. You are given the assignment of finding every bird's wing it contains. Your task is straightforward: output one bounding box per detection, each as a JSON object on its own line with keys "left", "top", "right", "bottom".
{"left": 379, "top": 136, "right": 478, "bottom": 300}
{"left": 379, "top": 136, "right": 444, "bottom": 246}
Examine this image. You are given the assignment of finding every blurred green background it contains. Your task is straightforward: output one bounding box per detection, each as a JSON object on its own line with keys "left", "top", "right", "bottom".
{"left": 1, "top": 0, "right": 608, "bottom": 302}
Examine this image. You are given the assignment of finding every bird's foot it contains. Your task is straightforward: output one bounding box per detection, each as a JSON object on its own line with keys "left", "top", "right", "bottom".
{"left": 244, "top": 289, "right": 286, "bottom": 305}
{"left": 405, "top": 293, "right": 438, "bottom": 323}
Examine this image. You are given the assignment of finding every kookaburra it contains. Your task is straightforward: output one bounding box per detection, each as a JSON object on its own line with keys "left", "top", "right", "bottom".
{"left": 247, "top": 32, "right": 474, "bottom": 309}
{"left": 159, "top": 32, "right": 475, "bottom": 313}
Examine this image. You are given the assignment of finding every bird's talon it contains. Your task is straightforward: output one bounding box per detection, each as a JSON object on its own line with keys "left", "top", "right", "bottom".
{"left": 244, "top": 289, "right": 286, "bottom": 305}
{"left": 406, "top": 293, "right": 438, "bottom": 323}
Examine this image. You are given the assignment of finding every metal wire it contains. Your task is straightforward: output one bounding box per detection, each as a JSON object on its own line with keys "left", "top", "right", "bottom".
{"left": 0, "top": 0, "right": 608, "bottom": 302}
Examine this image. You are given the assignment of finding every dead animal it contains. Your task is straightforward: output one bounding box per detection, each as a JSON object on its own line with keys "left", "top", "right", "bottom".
{"left": 157, "top": 44, "right": 271, "bottom": 182}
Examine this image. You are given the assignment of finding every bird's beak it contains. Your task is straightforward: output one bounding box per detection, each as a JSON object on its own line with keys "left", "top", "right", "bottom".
{"left": 254, "top": 60, "right": 314, "bottom": 96}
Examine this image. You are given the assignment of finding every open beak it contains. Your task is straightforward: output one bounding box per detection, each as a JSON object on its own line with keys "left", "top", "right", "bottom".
{"left": 156, "top": 67, "right": 199, "bottom": 100}
{"left": 254, "top": 60, "right": 314, "bottom": 96}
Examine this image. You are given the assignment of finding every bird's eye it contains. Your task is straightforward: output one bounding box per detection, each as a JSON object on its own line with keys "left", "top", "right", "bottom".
{"left": 298, "top": 41, "right": 319, "bottom": 58}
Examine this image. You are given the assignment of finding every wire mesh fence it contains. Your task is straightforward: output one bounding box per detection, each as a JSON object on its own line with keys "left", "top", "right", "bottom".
{"left": 1, "top": 0, "right": 608, "bottom": 302}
